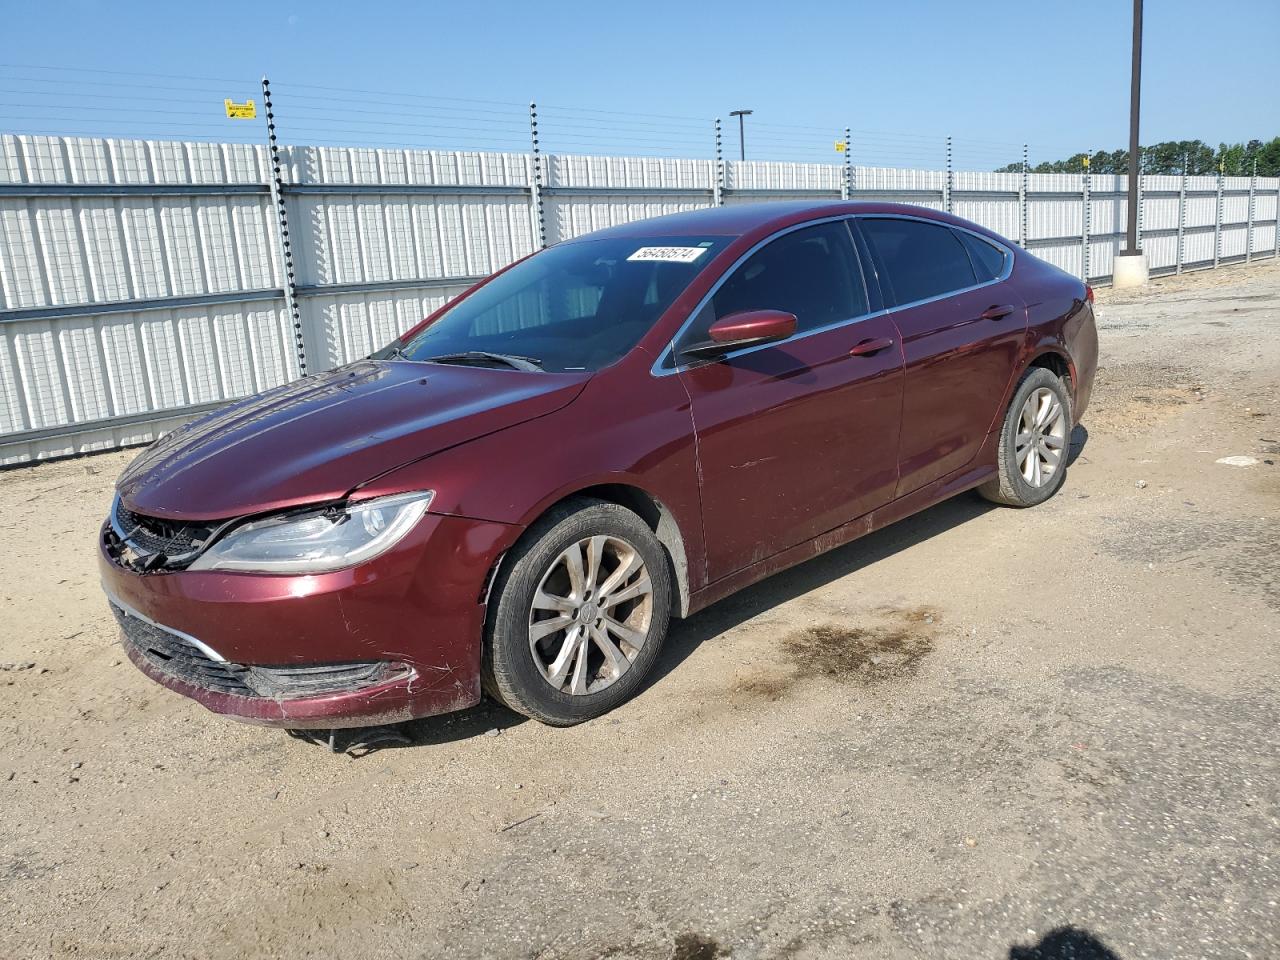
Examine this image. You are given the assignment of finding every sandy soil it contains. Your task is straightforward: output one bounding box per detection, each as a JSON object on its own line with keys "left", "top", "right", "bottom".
{"left": 2, "top": 262, "right": 1277, "bottom": 960}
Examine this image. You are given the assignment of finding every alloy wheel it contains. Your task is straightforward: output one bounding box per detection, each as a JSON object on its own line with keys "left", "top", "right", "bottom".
{"left": 528, "top": 535, "right": 654, "bottom": 695}
{"left": 1016, "top": 386, "right": 1068, "bottom": 487}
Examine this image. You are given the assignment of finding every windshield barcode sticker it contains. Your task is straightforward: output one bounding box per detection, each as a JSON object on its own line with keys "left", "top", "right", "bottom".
{"left": 627, "top": 246, "right": 709, "bottom": 263}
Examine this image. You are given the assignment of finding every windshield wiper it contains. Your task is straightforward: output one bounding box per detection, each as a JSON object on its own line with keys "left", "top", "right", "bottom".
{"left": 369, "top": 343, "right": 409, "bottom": 361}
{"left": 421, "top": 350, "right": 543, "bottom": 372}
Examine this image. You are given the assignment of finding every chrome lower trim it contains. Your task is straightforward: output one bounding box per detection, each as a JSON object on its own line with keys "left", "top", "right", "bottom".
{"left": 102, "top": 587, "right": 227, "bottom": 663}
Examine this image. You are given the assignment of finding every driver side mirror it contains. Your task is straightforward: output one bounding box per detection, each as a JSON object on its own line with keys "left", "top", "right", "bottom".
{"left": 680, "top": 309, "right": 798, "bottom": 360}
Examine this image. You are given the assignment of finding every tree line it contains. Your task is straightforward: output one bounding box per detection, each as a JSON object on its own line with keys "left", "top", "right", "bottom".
{"left": 996, "top": 138, "right": 1280, "bottom": 176}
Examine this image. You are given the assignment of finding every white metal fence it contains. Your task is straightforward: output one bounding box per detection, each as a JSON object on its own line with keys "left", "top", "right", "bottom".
{"left": 1, "top": 132, "right": 1277, "bottom": 465}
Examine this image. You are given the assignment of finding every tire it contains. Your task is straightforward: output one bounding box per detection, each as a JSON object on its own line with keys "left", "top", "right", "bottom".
{"left": 978, "top": 366, "right": 1073, "bottom": 507}
{"left": 482, "top": 498, "right": 672, "bottom": 726}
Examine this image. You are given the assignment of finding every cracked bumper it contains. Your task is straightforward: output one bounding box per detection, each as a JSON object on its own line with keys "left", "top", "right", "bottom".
{"left": 99, "top": 511, "right": 522, "bottom": 728}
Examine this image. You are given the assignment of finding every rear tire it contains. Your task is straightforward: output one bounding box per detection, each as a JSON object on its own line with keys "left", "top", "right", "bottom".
{"left": 978, "top": 367, "right": 1073, "bottom": 507}
{"left": 482, "top": 498, "right": 671, "bottom": 726}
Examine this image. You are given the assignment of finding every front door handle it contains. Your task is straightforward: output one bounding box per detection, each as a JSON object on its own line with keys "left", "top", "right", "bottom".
{"left": 849, "top": 336, "right": 895, "bottom": 357}
{"left": 979, "top": 304, "right": 1016, "bottom": 321}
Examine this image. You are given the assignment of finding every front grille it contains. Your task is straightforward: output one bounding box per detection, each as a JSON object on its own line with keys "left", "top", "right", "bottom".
{"left": 112, "top": 498, "right": 214, "bottom": 563}
{"left": 111, "top": 602, "right": 410, "bottom": 700}
{"left": 112, "top": 602, "right": 254, "bottom": 696}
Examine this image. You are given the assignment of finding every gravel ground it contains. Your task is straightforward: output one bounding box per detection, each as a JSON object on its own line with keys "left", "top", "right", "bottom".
{"left": 2, "top": 261, "right": 1277, "bottom": 960}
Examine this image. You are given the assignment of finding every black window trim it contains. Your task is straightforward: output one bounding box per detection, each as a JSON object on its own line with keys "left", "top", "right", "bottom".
{"left": 651, "top": 215, "right": 883, "bottom": 377}
{"left": 852, "top": 213, "right": 1015, "bottom": 313}
{"left": 955, "top": 225, "right": 1010, "bottom": 285}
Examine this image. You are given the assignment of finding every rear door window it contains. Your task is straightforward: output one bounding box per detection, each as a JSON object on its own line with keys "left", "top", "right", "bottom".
{"left": 957, "top": 230, "right": 1009, "bottom": 283}
{"left": 860, "top": 217, "right": 978, "bottom": 306}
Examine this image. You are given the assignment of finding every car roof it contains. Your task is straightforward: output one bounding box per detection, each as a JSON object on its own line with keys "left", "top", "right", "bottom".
{"left": 569, "top": 200, "right": 982, "bottom": 242}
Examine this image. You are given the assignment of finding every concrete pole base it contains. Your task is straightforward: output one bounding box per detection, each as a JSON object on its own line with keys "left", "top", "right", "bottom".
{"left": 1113, "top": 251, "right": 1149, "bottom": 288}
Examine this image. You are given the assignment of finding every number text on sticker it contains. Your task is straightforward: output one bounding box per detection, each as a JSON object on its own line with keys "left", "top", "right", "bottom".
{"left": 626, "top": 246, "right": 709, "bottom": 264}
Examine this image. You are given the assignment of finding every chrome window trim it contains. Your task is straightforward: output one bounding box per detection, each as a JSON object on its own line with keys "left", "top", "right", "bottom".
{"left": 650, "top": 216, "right": 876, "bottom": 377}
{"left": 856, "top": 213, "right": 1015, "bottom": 313}
{"left": 650, "top": 213, "right": 1016, "bottom": 377}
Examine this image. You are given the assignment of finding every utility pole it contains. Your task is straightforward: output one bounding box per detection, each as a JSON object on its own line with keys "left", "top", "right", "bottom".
{"left": 1115, "top": 0, "right": 1148, "bottom": 287}
{"left": 729, "top": 109, "right": 753, "bottom": 162}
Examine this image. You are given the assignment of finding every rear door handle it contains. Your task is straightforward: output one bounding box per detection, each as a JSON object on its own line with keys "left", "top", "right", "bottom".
{"left": 979, "top": 304, "right": 1016, "bottom": 321}
{"left": 849, "top": 336, "right": 895, "bottom": 357}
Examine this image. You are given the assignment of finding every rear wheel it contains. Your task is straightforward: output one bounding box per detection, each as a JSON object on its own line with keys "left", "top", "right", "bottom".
{"left": 978, "top": 366, "right": 1072, "bottom": 507}
{"left": 482, "top": 498, "right": 671, "bottom": 726}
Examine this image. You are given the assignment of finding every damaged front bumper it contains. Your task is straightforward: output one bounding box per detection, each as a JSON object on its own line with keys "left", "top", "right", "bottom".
{"left": 98, "top": 510, "right": 521, "bottom": 728}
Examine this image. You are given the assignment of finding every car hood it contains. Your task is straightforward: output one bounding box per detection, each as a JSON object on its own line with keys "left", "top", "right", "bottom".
{"left": 117, "top": 361, "right": 590, "bottom": 520}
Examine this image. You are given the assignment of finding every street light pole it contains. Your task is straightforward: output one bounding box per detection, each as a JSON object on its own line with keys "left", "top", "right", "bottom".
{"left": 1115, "top": 0, "right": 1149, "bottom": 287}
{"left": 1125, "top": 0, "right": 1142, "bottom": 255}
{"left": 729, "top": 109, "right": 753, "bottom": 161}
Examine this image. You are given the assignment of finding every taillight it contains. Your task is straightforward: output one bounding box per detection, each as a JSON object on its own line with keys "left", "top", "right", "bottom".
{"left": 1085, "top": 284, "right": 1095, "bottom": 304}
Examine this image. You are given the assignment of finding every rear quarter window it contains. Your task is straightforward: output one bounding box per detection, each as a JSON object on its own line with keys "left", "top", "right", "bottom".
{"left": 957, "top": 230, "right": 1009, "bottom": 283}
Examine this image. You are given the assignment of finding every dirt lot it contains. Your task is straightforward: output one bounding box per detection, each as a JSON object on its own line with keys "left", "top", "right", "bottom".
{"left": 2, "top": 262, "right": 1278, "bottom": 960}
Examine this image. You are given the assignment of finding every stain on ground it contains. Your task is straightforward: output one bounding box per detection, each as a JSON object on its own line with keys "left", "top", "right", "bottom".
{"left": 732, "top": 673, "right": 793, "bottom": 701}
{"left": 1101, "top": 510, "right": 1280, "bottom": 609}
{"left": 733, "top": 607, "right": 939, "bottom": 702}
{"left": 784, "top": 622, "right": 934, "bottom": 684}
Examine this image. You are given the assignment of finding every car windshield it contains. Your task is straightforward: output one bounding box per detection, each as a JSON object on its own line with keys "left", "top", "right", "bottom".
{"left": 383, "top": 236, "right": 731, "bottom": 372}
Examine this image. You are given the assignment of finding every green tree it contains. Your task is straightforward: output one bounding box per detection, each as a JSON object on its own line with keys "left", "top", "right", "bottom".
{"left": 996, "top": 137, "right": 1279, "bottom": 176}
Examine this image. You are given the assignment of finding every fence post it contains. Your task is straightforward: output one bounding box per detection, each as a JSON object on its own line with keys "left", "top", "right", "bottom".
{"left": 944, "top": 136, "right": 953, "bottom": 212}
{"left": 260, "top": 75, "right": 307, "bottom": 376}
{"left": 1275, "top": 176, "right": 1280, "bottom": 259}
{"left": 1176, "top": 152, "right": 1187, "bottom": 274}
{"left": 1246, "top": 159, "right": 1256, "bottom": 263}
{"left": 1213, "top": 163, "right": 1223, "bottom": 269}
{"left": 842, "top": 128, "right": 851, "bottom": 201}
{"left": 529, "top": 102, "right": 546, "bottom": 249}
{"left": 1136, "top": 155, "right": 1144, "bottom": 252}
{"left": 1019, "top": 143, "right": 1028, "bottom": 248}
{"left": 1081, "top": 153, "right": 1091, "bottom": 280}
{"left": 713, "top": 118, "right": 723, "bottom": 206}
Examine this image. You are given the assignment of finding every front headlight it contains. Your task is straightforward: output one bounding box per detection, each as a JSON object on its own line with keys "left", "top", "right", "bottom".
{"left": 188, "top": 491, "right": 433, "bottom": 574}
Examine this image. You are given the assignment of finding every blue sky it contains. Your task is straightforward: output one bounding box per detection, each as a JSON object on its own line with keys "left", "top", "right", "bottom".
{"left": 4, "top": 0, "right": 1277, "bottom": 169}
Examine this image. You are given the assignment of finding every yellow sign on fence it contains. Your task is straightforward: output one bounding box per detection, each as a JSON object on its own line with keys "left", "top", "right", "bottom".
{"left": 834, "top": 141, "right": 847, "bottom": 153}
{"left": 224, "top": 99, "right": 257, "bottom": 120}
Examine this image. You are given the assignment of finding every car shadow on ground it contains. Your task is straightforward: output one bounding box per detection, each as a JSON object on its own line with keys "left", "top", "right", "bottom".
{"left": 1068, "top": 424, "right": 1089, "bottom": 467}
{"left": 310, "top": 426, "right": 1091, "bottom": 755}
{"left": 1008, "top": 925, "right": 1122, "bottom": 959}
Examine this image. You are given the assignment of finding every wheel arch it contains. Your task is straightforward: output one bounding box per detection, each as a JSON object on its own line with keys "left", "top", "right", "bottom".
{"left": 1026, "top": 346, "right": 1074, "bottom": 387}
{"left": 577, "top": 484, "right": 690, "bottom": 617}
{"left": 498, "top": 481, "right": 693, "bottom": 619}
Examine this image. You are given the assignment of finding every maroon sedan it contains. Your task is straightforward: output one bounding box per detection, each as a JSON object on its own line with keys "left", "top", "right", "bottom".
{"left": 100, "top": 202, "right": 1097, "bottom": 729}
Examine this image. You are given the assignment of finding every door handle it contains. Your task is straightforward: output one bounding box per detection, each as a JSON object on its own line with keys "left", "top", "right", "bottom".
{"left": 849, "top": 336, "right": 895, "bottom": 357}
{"left": 979, "top": 304, "right": 1016, "bottom": 321}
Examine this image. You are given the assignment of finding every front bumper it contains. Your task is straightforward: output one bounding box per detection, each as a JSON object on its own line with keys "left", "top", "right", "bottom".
{"left": 99, "top": 511, "right": 521, "bottom": 728}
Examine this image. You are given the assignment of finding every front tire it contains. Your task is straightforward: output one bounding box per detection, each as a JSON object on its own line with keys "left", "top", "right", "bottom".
{"left": 978, "top": 366, "right": 1073, "bottom": 507}
{"left": 482, "top": 498, "right": 672, "bottom": 726}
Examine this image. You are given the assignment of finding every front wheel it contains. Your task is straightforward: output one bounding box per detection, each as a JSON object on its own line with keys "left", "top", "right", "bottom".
{"left": 482, "top": 498, "right": 672, "bottom": 726}
{"left": 978, "top": 366, "right": 1073, "bottom": 507}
